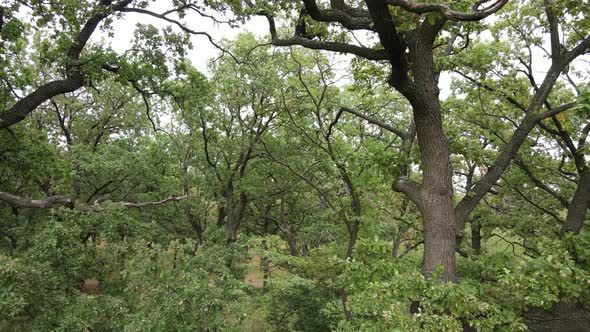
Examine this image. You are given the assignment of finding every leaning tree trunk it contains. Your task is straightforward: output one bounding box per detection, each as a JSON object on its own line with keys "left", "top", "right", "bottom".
{"left": 564, "top": 170, "right": 590, "bottom": 235}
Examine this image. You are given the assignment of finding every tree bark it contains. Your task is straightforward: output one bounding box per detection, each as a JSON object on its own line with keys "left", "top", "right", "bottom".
{"left": 226, "top": 192, "right": 248, "bottom": 243}
{"left": 0, "top": 191, "right": 73, "bottom": 208}
{"left": 564, "top": 170, "right": 590, "bottom": 234}
{"left": 398, "top": 27, "right": 456, "bottom": 282}
{"left": 525, "top": 301, "right": 590, "bottom": 332}
{"left": 411, "top": 100, "right": 456, "bottom": 281}
{"left": 339, "top": 287, "right": 352, "bottom": 321}
{"left": 278, "top": 191, "right": 299, "bottom": 256}
{"left": 345, "top": 218, "right": 359, "bottom": 259}
{"left": 392, "top": 236, "right": 402, "bottom": 259}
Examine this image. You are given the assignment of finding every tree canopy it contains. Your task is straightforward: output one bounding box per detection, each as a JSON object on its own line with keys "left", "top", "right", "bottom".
{"left": 0, "top": 0, "right": 589, "bottom": 330}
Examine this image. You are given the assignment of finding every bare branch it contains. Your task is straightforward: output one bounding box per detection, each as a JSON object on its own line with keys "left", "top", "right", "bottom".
{"left": 341, "top": 106, "right": 408, "bottom": 139}
{"left": 0, "top": 192, "right": 73, "bottom": 208}
{"left": 538, "top": 102, "right": 577, "bottom": 120}
{"left": 123, "top": 195, "right": 190, "bottom": 208}
{"left": 0, "top": 191, "right": 191, "bottom": 211}
{"left": 258, "top": 10, "right": 388, "bottom": 61}
{"left": 514, "top": 158, "right": 569, "bottom": 208}
{"left": 119, "top": 7, "right": 241, "bottom": 63}
{"left": 452, "top": 70, "right": 527, "bottom": 112}
{"left": 507, "top": 178, "right": 564, "bottom": 224}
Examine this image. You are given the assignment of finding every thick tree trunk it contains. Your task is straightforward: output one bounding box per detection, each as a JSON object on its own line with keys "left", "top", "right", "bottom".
{"left": 217, "top": 203, "right": 226, "bottom": 226}
{"left": 286, "top": 234, "right": 299, "bottom": 256}
{"left": 564, "top": 170, "right": 590, "bottom": 234}
{"left": 385, "top": 24, "right": 457, "bottom": 281}
{"left": 405, "top": 87, "right": 456, "bottom": 281}
{"left": 226, "top": 192, "right": 247, "bottom": 243}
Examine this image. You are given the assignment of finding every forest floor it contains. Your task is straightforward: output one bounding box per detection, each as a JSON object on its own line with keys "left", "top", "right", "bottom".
{"left": 245, "top": 255, "right": 264, "bottom": 288}
{"left": 245, "top": 254, "right": 290, "bottom": 289}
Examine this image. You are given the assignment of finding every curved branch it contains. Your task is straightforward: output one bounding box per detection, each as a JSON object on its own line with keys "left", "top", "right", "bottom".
{"left": 119, "top": 7, "right": 241, "bottom": 63}
{"left": 259, "top": 11, "right": 388, "bottom": 61}
{"left": 273, "top": 35, "right": 388, "bottom": 61}
{"left": 122, "top": 195, "right": 190, "bottom": 208}
{"left": 387, "top": 0, "right": 509, "bottom": 22}
{"left": 301, "top": 0, "right": 373, "bottom": 30}
{"left": 507, "top": 179, "right": 564, "bottom": 224}
{"left": 0, "top": 76, "right": 84, "bottom": 129}
{"left": 392, "top": 177, "right": 423, "bottom": 211}
{"left": 341, "top": 106, "right": 407, "bottom": 139}
{"left": 514, "top": 158, "right": 569, "bottom": 208}
{"left": 0, "top": 0, "right": 134, "bottom": 129}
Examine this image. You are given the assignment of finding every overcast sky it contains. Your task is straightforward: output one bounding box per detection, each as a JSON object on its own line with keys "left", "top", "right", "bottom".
{"left": 94, "top": 1, "right": 578, "bottom": 100}
{"left": 104, "top": 2, "right": 270, "bottom": 75}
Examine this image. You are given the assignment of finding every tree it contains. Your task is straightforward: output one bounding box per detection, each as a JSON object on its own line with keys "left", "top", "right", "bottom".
{"left": 0, "top": 0, "right": 240, "bottom": 129}
{"left": 238, "top": 0, "right": 590, "bottom": 281}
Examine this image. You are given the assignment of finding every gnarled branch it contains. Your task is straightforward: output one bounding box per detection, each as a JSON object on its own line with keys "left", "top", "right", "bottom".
{"left": 0, "top": 0, "right": 134, "bottom": 129}
{"left": 0, "top": 191, "right": 191, "bottom": 211}
{"left": 392, "top": 177, "right": 423, "bottom": 211}
{"left": 0, "top": 192, "right": 73, "bottom": 208}
{"left": 301, "top": 0, "right": 373, "bottom": 30}
{"left": 249, "top": 2, "right": 389, "bottom": 61}
{"left": 386, "top": 0, "right": 509, "bottom": 22}
{"left": 341, "top": 106, "right": 408, "bottom": 139}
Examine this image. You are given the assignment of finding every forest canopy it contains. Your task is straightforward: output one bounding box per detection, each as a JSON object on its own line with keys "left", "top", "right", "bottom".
{"left": 0, "top": 0, "right": 589, "bottom": 330}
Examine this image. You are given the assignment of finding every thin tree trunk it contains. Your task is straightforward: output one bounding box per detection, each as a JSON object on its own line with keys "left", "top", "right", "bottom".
{"left": 301, "top": 243, "right": 309, "bottom": 257}
{"left": 339, "top": 287, "right": 352, "bottom": 321}
{"left": 217, "top": 203, "right": 226, "bottom": 226}
{"left": 392, "top": 236, "right": 402, "bottom": 259}
{"left": 471, "top": 218, "right": 481, "bottom": 256}
{"left": 279, "top": 189, "right": 299, "bottom": 256}
{"left": 345, "top": 219, "right": 359, "bottom": 259}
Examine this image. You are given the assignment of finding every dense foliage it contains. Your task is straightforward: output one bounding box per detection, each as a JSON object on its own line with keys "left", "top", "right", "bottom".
{"left": 0, "top": 0, "right": 588, "bottom": 331}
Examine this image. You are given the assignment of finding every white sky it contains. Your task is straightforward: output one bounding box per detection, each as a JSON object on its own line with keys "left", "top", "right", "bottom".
{"left": 104, "top": 1, "right": 269, "bottom": 75}
{"left": 92, "top": 1, "right": 583, "bottom": 101}
{"left": 95, "top": 2, "right": 509, "bottom": 99}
